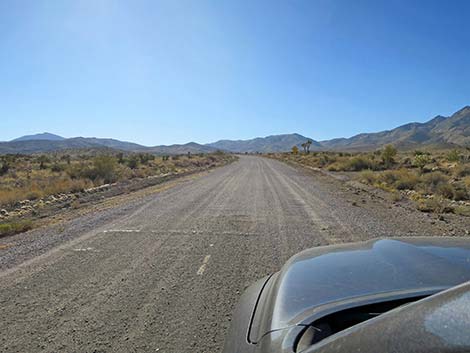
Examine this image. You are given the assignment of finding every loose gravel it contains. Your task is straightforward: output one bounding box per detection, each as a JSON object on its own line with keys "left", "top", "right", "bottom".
{"left": 0, "top": 156, "right": 468, "bottom": 353}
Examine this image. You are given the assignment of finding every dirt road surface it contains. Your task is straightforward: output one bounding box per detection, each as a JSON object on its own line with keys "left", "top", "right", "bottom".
{"left": 0, "top": 156, "right": 463, "bottom": 353}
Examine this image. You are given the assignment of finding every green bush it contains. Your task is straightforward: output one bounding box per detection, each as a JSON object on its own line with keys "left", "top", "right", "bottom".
{"left": 50, "top": 163, "right": 66, "bottom": 173}
{"left": 138, "top": 153, "right": 155, "bottom": 165}
{"left": 447, "top": 149, "right": 461, "bottom": 163}
{"left": 60, "top": 154, "right": 71, "bottom": 164}
{"left": 86, "top": 155, "right": 118, "bottom": 183}
{"left": 413, "top": 154, "right": 431, "bottom": 172}
{"left": 66, "top": 163, "right": 86, "bottom": 179}
{"left": 0, "top": 220, "right": 33, "bottom": 238}
{"left": 381, "top": 145, "right": 397, "bottom": 167}
{"left": 127, "top": 156, "right": 140, "bottom": 169}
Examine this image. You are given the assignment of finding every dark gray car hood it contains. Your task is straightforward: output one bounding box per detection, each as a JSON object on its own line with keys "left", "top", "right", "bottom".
{"left": 252, "top": 237, "right": 470, "bottom": 342}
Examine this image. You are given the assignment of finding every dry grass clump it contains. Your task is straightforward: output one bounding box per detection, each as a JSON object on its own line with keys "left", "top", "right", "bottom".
{"left": 0, "top": 220, "right": 33, "bottom": 238}
{"left": 454, "top": 165, "right": 470, "bottom": 178}
{"left": 416, "top": 197, "right": 454, "bottom": 214}
{"left": 0, "top": 177, "right": 93, "bottom": 205}
{"left": 383, "top": 169, "right": 420, "bottom": 190}
{"left": 327, "top": 156, "right": 380, "bottom": 172}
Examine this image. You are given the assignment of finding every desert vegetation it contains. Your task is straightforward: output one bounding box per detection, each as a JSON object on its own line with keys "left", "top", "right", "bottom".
{"left": 269, "top": 146, "right": 470, "bottom": 216}
{"left": 0, "top": 150, "right": 234, "bottom": 236}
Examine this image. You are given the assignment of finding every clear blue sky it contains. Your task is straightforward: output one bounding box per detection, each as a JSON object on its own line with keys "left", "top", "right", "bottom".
{"left": 1, "top": 0, "right": 469, "bottom": 145}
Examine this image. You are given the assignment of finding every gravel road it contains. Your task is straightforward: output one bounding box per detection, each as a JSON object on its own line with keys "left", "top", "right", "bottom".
{"left": 0, "top": 156, "right": 463, "bottom": 353}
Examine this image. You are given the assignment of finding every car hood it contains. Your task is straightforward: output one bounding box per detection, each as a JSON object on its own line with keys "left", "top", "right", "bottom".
{"left": 252, "top": 237, "right": 470, "bottom": 342}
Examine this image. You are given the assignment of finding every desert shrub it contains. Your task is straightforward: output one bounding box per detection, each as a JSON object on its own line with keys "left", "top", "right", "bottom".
{"left": 127, "top": 156, "right": 140, "bottom": 169}
{"left": 66, "top": 163, "right": 87, "bottom": 179}
{"left": 0, "top": 188, "right": 21, "bottom": 206}
{"left": 454, "top": 165, "right": 470, "bottom": 178}
{"left": 50, "top": 163, "right": 66, "bottom": 173}
{"left": 320, "top": 154, "right": 335, "bottom": 167}
{"left": 0, "top": 163, "right": 9, "bottom": 176}
{"left": 60, "top": 154, "right": 71, "bottom": 164}
{"left": 447, "top": 149, "right": 461, "bottom": 163}
{"left": 36, "top": 155, "right": 50, "bottom": 170}
{"left": 138, "top": 153, "right": 154, "bottom": 165}
{"left": 359, "top": 170, "right": 377, "bottom": 184}
{"left": 25, "top": 189, "right": 42, "bottom": 200}
{"left": 347, "top": 157, "right": 377, "bottom": 171}
{"left": 327, "top": 155, "right": 378, "bottom": 171}
{"left": 464, "top": 176, "right": 470, "bottom": 189}
{"left": 36, "top": 155, "right": 50, "bottom": 164}
{"left": 455, "top": 205, "right": 470, "bottom": 217}
{"left": 413, "top": 154, "right": 431, "bottom": 172}
{"left": 402, "top": 157, "right": 412, "bottom": 167}
{"left": 436, "top": 183, "right": 455, "bottom": 199}
{"left": 116, "top": 153, "right": 125, "bottom": 164}
{"left": 0, "top": 177, "right": 92, "bottom": 206}
{"left": 381, "top": 145, "right": 397, "bottom": 167}
{"left": 0, "top": 220, "right": 33, "bottom": 237}
{"left": 452, "top": 184, "right": 469, "bottom": 201}
{"left": 85, "top": 155, "right": 118, "bottom": 183}
{"left": 43, "top": 178, "right": 91, "bottom": 194}
{"left": 162, "top": 155, "right": 170, "bottom": 161}
{"left": 416, "top": 197, "right": 453, "bottom": 214}
{"left": 420, "top": 172, "right": 449, "bottom": 192}
{"left": 391, "top": 191, "right": 402, "bottom": 202}
{"left": 385, "top": 169, "right": 419, "bottom": 190}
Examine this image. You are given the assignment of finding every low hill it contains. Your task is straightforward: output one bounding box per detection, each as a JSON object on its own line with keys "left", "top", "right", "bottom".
{"left": 206, "top": 133, "right": 319, "bottom": 153}
{"left": 12, "top": 132, "right": 65, "bottom": 142}
{"left": 147, "top": 142, "right": 220, "bottom": 155}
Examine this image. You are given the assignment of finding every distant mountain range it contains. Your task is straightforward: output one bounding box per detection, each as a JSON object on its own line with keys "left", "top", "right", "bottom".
{"left": 2, "top": 106, "right": 469, "bottom": 154}
{"left": 0, "top": 136, "right": 218, "bottom": 155}
{"left": 206, "top": 133, "right": 320, "bottom": 153}
{"left": 319, "top": 106, "right": 470, "bottom": 151}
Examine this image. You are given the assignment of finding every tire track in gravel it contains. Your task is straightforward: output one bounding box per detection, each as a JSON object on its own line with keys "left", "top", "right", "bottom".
{"left": 265, "top": 159, "right": 358, "bottom": 242}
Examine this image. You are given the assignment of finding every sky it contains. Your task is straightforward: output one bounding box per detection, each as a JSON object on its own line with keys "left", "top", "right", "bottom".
{"left": 1, "top": 0, "right": 470, "bottom": 145}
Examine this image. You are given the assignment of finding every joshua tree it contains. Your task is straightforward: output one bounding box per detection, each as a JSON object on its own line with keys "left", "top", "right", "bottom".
{"left": 301, "top": 142, "right": 307, "bottom": 154}
{"left": 306, "top": 140, "right": 312, "bottom": 154}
